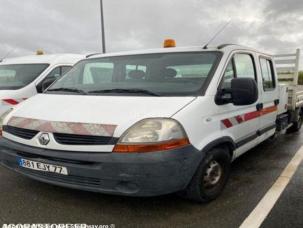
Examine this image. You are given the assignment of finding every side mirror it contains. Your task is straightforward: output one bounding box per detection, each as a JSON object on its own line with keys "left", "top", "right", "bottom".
{"left": 216, "top": 78, "right": 258, "bottom": 106}
{"left": 231, "top": 78, "right": 258, "bottom": 106}
{"left": 38, "top": 77, "right": 57, "bottom": 93}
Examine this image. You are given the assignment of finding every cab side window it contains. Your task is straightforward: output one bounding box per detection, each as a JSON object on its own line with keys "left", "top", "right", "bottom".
{"left": 234, "top": 54, "right": 256, "bottom": 80}
{"left": 218, "top": 53, "right": 257, "bottom": 105}
{"left": 221, "top": 53, "right": 256, "bottom": 88}
{"left": 36, "top": 66, "right": 72, "bottom": 93}
{"left": 46, "top": 66, "right": 72, "bottom": 80}
{"left": 221, "top": 61, "right": 235, "bottom": 89}
{"left": 260, "top": 58, "right": 275, "bottom": 90}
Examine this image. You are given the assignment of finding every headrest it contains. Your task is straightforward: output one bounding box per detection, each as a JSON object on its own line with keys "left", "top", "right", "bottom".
{"left": 162, "top": 68, "right": 177, "bottom": 78}
{"left": 128, "top": 70, "right": 145, "bottom": 79}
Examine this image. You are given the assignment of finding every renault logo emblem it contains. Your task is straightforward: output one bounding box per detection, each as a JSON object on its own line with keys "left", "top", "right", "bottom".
{"left": 39, "top": 133, "right": 50, "bottom": 145}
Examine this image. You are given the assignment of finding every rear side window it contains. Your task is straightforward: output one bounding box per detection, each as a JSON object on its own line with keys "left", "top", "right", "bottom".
{"left": 260, "top": 58, "right": 275, "bottom": 90}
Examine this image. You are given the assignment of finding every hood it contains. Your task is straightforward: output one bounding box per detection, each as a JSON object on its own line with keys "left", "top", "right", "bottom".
{"left": 7, "top": 94, "right": 196, "bottom": 136}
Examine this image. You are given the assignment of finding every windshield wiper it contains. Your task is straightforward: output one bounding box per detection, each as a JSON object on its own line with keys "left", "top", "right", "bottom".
{"left": 46, "top": 87, "right": 87, "bottom": 95}
{"left": 88, "top": 89, "right": 160, "bottom": 96}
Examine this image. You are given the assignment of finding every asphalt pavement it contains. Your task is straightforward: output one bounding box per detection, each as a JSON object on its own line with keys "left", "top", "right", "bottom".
{"left": 1, "top": 131, "right": 303, "bottom": 227}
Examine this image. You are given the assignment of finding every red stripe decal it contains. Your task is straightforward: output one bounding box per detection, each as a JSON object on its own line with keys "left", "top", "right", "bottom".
{"left": 3, "top": 99, "right": 19, "bottom": 105}
{"left": 235, "top": 115, "right": 244, "bottom": 123}
{"left": 222, "top": 119, "right": 233, "bottom": 128}
{"left": 221, "top": 105, "right": 278, "bottom": 129}
{"left": 244, "top": 111, "right": 260, "bottom": 121}
{"left": 261, "top": 106, "right": 278, "bottom": 115}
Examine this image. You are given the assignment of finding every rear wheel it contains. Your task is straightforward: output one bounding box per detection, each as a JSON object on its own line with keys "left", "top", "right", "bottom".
{"left": 184, "top": 147, "right": 231, "bottom": 203}
{"left": 287, "top": 114, "right": 303, "bottom": 133}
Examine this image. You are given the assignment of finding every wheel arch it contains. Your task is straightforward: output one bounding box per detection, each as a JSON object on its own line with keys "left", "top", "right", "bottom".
{"left": 201, "top": 136, "right": 236, "bottom": 159}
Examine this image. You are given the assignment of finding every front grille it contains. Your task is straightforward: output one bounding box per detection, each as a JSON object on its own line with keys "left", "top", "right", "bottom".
{"left": 3, "top": 125, "right": 118, "bottom": 145}
{"left": 3, "top": 125, "right": 38, "bottom": 140}
{"left": 53, "top": 133, "right": 118, "bottom": 145}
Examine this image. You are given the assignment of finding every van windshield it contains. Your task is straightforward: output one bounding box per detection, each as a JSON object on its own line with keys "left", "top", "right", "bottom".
{"left": 48, "top": 52, "right": 221, "bottom": 96}
{"left": 0, "top": 64, "right": 49, "bottom": 90}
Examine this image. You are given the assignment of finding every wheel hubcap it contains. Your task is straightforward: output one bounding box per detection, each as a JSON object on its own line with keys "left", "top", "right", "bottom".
{"left": 203, "top": 160, "right": 223, "bottom": 188}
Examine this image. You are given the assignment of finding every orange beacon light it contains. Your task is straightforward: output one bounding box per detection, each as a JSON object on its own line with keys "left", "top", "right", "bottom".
{"left": 163, "top": 39, "right": 176, "bottom": 48}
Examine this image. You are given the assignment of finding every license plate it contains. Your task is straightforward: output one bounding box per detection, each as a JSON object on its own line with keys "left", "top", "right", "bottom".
{"left": 18, "top": 158, "right": 68, "bottom": 176}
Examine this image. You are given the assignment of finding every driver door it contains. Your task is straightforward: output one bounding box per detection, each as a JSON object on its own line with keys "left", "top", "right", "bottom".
{"left": 217, "top": 53, "right": 261, "bottom": 158}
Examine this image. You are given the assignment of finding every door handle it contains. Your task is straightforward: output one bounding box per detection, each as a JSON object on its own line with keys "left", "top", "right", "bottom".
{"left": 256, "top": 103, "right": 263, "bottom": 111}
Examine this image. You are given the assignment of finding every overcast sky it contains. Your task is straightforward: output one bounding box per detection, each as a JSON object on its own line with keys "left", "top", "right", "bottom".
{"left": 0, "top": 0, "right": 302, "bottom": 67}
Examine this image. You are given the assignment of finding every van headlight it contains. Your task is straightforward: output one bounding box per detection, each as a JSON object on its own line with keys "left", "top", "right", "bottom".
{"left": 0, "top": 109, "right": 13, "bottom": 136}
{"left": 113, "top": 118, "right": 190, "bottom": 153}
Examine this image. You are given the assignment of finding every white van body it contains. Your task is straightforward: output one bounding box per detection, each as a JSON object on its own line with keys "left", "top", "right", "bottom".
{"left": 0, "top": 45, "right": 301, "bottom": 202}
{"left": 0, "top": 54, "right": 84, "bottom": 116}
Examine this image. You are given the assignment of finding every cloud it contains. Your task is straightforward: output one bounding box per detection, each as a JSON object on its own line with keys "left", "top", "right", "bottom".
{"left": 0, "top": 0, "right": 302, "bottom": 67}
{"left": 264, "top": 0, "right": 303, "bottom": 18}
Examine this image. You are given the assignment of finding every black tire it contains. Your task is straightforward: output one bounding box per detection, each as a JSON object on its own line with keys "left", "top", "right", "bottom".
{"left": 267, "top": 132, "right": 278, "bottom": 142}
{"left": 184, "top": 147, "right": 231, "bottom": 203}
{"left": 287, "top": 115, "right": 302, "bottom": 133}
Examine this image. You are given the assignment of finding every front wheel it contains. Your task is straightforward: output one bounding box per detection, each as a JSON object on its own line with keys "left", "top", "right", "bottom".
{"left": 184, "top": 147, "right": 231, "bottom": 203}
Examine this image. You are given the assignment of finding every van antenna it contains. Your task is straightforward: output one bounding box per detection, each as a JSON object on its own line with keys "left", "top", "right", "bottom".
{"left": 203, "top": 20, "right": 231, "bottom": 49}
{"left": 0, "top": 48, "right": 16, "bottom": 62}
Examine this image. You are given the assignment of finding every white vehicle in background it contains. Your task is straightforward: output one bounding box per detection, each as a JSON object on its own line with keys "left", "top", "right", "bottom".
{"left": 0, "top": 53, "right": 84, "bottom": 129}
{"left": 0, "top": 42, "right": 302, "bottom": 203}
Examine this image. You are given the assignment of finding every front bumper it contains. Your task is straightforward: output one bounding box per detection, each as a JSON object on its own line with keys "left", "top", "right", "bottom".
{"left": 0, "top": 138, "right": 203, "bottom": 197}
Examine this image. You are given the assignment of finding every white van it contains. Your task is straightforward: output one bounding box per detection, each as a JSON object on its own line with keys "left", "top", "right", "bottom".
{"left": 0, "top": 54, "right": 84, "bottom": 117}
{"left": 0, "top": 44, "right": 301, "bottom": 202}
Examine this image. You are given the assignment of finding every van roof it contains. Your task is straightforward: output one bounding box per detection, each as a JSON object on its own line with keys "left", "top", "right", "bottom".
{"left": 88, "top": 44, "right": 272, "bottom": 59}
{"left": 0, "top": 54, "right": 85, "bottom": 65}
